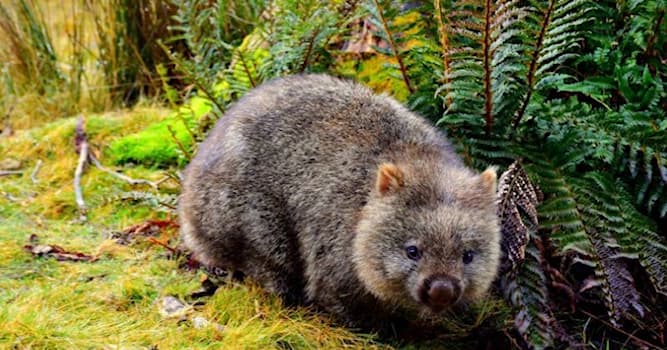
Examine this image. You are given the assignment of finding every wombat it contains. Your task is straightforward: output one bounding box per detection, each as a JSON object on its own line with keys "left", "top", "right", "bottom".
{"left": 179, "top": 74, "right": 500, "bottom": 329}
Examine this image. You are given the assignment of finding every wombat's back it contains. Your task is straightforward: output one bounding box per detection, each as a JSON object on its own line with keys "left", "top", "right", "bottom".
{"left": 181, "top": 74, "right": 463, "bottom": 251}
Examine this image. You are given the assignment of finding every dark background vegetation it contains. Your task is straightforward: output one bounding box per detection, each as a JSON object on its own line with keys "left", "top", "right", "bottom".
{"left": 1, "top": 0, "right": 665, "bottom": 349}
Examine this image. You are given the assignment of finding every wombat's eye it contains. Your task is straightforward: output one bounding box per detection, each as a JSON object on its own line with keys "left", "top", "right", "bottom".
{"left": 405, "top": 246, "right": 421, "bottom": 261}
{"left": 462, "top": 250, "right": 474, "bottom": 264}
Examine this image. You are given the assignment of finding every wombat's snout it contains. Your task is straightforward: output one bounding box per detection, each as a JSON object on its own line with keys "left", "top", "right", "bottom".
{"left": 419, "top": 275, "right": 462, "bottom": 312}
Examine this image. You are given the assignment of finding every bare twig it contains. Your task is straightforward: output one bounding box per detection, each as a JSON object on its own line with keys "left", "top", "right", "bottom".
{"left": 148, "top": 237, "right": 179, "bottom": 254}
{"left": 2, "top": 191, "right": 19, "bottom": 201}
{"left": 580, "top": 310, "right": 663, "bottom": 350}
{"left": 154, "top": 176, "right": 171, "bottom": 187}
{"left": 0, "top": 170, "right": 23, "bottom": 176}
{"left": 31, "top": 160, "right": 42, "bottom": 184}
{"left": 74, "top": 136, "right": 89, "bottom": 217}
{"left": 89, "top": 155, "right": 158, "bottom": 190}
{"left": 74, "top": 116, "right": 89, "bottom": 220}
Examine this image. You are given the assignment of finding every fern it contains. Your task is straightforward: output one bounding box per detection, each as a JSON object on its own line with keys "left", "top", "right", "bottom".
{"left": 570, "top": 173, "right": 645, "bottom": 324}
{"left": 498, "top": 161, "right": 543, "bottom": 271}
{"left": 512, "top": 0, "right": 591, "bottom": 127}
{"left": 497, "top": 162, "right": 554, "bottom": 349}
{"left": 534, "top": 149, "right": 667, "bottom": 316}
{"left": 365, "top": 0, "right": 414, "bottom": 93}
{"left": 261, "top": 0, "right": 357, "bottom": 78}
{"left": 437, "top": 0, "right": 528, "bottom": 134}
{"left": 168, "top": 0, "right": 266, "bottom": 114}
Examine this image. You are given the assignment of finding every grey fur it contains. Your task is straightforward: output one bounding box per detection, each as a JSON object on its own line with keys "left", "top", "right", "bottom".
{"left": 179, "top": 74, "right": 500, "bottom": 328}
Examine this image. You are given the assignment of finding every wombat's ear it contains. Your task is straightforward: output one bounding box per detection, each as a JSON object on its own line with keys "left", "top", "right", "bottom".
{"left": 479, "top": 167, "right": 497, "bottom": 194}
{"left": 376, "top": 163, "right": 404, "bottom": 195}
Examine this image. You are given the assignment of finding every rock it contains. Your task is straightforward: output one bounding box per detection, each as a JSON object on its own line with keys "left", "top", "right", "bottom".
{"left": 159, "top": 296, "right": 187, "bottom": 319}
{"left": 192, "top": 316, "right": 224, "bottom": 331}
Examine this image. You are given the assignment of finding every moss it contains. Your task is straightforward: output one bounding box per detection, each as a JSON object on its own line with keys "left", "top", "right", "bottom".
{"left": 106, "top": 115, "right": 193, "bottom": 168}
{"left": 107, "top": 96, "right": 215, "bottom": 168}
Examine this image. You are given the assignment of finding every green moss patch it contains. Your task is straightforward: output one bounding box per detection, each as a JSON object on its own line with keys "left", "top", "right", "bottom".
{"left": 107, "top": 96, "right": 215, "bottom": 168}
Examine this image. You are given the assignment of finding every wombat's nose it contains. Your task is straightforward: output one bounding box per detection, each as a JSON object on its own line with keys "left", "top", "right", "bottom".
{"left": 421, "top": 277, "right": 461, "bottom": 312}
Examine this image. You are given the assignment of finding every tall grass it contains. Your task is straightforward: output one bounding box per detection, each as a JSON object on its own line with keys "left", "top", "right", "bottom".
{"left": 0, "top": 0, "right": 179, "bottom": 129}
{"left": 0, "top": 0, "right": 86, "bottom": 128}
{"left": 0, "top": 0, "right": 64, "bottom": 95}
{"left": 85, "top": 0, "right": 179, "bottom": 107}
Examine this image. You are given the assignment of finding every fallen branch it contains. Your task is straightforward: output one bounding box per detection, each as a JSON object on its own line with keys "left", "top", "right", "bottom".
{"left": 154, "top": 176, "right": 171, "bottom": 187}
{"left": 0, "top": 170, "right": 23, "bottom": 176}
{"left": 74, "top": 116, "right": 88, "bottom": 220}
{"left": 148, "top": 237, "right": 179, "bottom": 254}
{"left": 31, "top": 160, "right": 42, "bottom": 184}
{"left": 89, "top": 155, "right": 159, "bottom": 190}
{"left": 24, "top": 243, "right": 98, "bottom": 262}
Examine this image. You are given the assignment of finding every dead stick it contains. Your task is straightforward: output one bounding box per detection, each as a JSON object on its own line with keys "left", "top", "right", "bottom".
{"left": 580, "top": 310, "right": 663, "bottom": 349}
{"left": 74, "top": 115, "right": 88, "bottom": 220}
{"left": 0, "top": 170, "right": 23, "bottom": 176}
{"left": 74, "top": 140, "right": 88, "bottom": 215}
{"left": 31, "top": 160, "right": 42, "bottom": 184}
{"left": 88, "top": 154, "right": 158, "bottom": 190}
{"left": 147, "top": 237, "right": 178, "bottom": 254}
{"left": 154, "top": 176, "right": 171, "bottom": 187}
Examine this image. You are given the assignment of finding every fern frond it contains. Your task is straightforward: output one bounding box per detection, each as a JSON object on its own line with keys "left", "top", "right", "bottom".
{"left": 513, "top": 0, "right": 592, "bottom": 127}
{"left": 526, "top": 97, "right": 667, "bottom": 219}
{"left": 523, "top": 141, "right": 594, "bottom": 255}
{"left": 434, "top": 0, "right": 452, "bottom": 107}
{"left": 526, "top": 142, "right": 660, "bottom": 322}
{"left": 438, "top": 0, "right": 529, "bottom": 133}
{"left": 617, "top": 186, "right": 667, "bottom": 296}
{"left": 569, "top": 173, "right": 647, "bottom": 324}
{"left": 526, "top": 148, "right": 648, "bottom": 324}
{"left": 261, "top": 0, "right": 350, "bottom": 78}
{"left": 589, "top": 229, "right": 644, "bottom": 326}
{"left": 504, "top": 241, "right": 554, "bottom": 350}
{"left": 497, "top": 161, "right": 543, "bottom": 272}
{"left": 497, "top": 161, "right": 553, "bottom": 349}
{"left": 365, "top": 0, "right": 414, "bottom": 93}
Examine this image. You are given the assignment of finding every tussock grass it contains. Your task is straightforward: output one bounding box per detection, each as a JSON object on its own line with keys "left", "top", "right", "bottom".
{"left": 0, "top": 0, "right": 177, "bottom": 131}
{"left": 0, "top": 0, "right": 91, "bottom": 128}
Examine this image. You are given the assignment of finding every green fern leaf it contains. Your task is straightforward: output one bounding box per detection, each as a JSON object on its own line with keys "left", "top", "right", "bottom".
{"left": 513, "top": 0, "right": 592, "bottom": 127}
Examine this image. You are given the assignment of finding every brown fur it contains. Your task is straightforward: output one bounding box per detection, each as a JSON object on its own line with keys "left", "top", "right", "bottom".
{"left": 179, "top": 74, "right": 501, "bottom": 329}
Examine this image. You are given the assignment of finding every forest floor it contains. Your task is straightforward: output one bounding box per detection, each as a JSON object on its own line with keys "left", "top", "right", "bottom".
{"left": 0, "top": 107, "right": 401, "bottom": 349}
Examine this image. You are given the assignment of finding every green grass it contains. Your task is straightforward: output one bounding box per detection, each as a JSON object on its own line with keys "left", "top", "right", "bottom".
{"left": 0, "top": 107, "right": 388, "bottom": 349}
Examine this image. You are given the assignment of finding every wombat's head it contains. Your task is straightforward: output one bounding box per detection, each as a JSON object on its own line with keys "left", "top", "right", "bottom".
{"left": 353, "top": 160, "right": 500, "bottom": 315}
